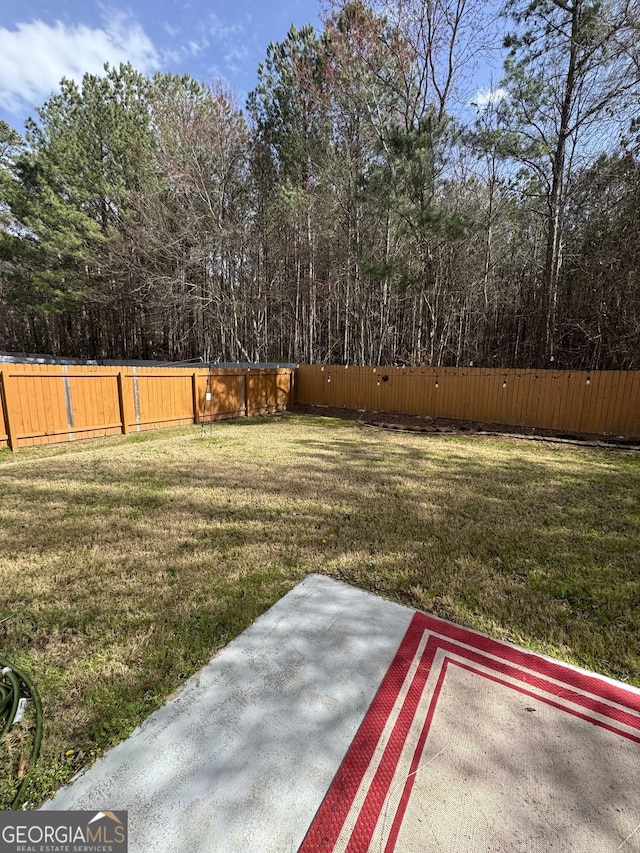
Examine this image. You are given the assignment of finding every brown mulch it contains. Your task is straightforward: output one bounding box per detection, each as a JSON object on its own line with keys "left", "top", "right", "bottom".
{"left": 289, "top": 404, "right": 639, "bottom": 449}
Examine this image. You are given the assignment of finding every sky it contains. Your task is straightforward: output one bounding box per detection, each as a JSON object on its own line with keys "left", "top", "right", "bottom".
{"left": 0, "top": 0, "right": 325, "bottom": 133}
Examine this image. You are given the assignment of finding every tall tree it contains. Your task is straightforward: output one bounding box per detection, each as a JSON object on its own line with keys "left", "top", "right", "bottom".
{"left": 248, "top": 24, "right": 332, "bottom": 362}
{"left": 0, "top": 122, "right": 27, "bottom": 351}
{"left": 561, "top": 151, "right": 640, "bottom": 368}
{"left": 147, "top": 77, "right": 253, "bottom": 361}
{"left": 0, "top": 64, "right": 157, "bottom": 356}
{"left": 502, "top": 0, "right": 640, "bottom": 365}
{"left": 321, "top": 1, "right": 397, "bottom": 363}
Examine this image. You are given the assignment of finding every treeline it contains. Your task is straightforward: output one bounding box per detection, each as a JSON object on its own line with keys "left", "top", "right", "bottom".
{"left": 1, "top": 0, "right": 639, "bottom": 368}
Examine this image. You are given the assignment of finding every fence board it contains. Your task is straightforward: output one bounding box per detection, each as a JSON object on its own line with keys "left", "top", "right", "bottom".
{"left": 295, "top": 365, "right": 640, "bottom": 438}
{"left": 0, "top": 371, "right": 12, "bottom": 448}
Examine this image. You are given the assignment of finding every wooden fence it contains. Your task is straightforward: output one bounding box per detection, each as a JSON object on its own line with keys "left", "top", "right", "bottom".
{"left": 295, "top": 365, "right": 640, "bottom": 439}
{"left": 2, "top": 362, "right": 638, "bottom": 448}
{"left": 0, "top": 363, "right": 294, "bottom": 450}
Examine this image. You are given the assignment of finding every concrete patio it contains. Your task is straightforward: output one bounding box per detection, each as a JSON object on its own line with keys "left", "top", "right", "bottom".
{"left": 41, "top": 574, "right": 640, "bottom": 852}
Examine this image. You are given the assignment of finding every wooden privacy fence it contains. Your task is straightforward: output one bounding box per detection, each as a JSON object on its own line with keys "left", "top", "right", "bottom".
{"left": 296, "top": 365, "right": 640, "bottom": 439}
{"left": 0, "top": 363, "right": 294, "bottom": 450}
{"left": 2, "top": 361, "right": 638, "bottom": 448}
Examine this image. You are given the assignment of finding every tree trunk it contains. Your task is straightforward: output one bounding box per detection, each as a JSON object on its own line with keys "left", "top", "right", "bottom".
{"left": 540, "top": 0, "right": 579, "bottom": 366}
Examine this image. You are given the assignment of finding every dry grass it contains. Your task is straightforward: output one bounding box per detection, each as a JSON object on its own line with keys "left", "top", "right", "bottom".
{"left": 0, "top": 413, "right": 638, "bottom": 808}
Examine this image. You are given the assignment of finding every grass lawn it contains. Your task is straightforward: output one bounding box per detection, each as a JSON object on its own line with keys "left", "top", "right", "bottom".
{"left": 1, "top": 413, "right": 639, "bottom": 808}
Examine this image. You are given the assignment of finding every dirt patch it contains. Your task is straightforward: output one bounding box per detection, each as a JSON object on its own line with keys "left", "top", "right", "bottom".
{"left": 290, "top": 404, "right": 639, "bottom": 449}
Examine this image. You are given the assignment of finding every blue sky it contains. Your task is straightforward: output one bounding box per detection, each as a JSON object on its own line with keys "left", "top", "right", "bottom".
{"left": 0, "top": 0, "right": 324, "bottom": 132}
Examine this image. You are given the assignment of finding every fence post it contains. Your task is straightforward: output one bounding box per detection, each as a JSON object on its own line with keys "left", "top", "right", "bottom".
{"left": 0, "top": 369, "right": 18, "bottom": 451}
{"left": 117, "top": 372, "right": 130, "bottom": 435}
{"left": 192, "top": 372, "right": 200, "bottom": 424}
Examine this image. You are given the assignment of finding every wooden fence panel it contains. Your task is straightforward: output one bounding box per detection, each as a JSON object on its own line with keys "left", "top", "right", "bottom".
{"left": 129, "top": 369, "right": 196, "bottom": 431}
{"left": 276, "top": 370, "right": 292, "bottom": 410}
{"left": 5, "top": 366, "right": 71, "bottom": 447}
{"left": 247, "top": 371, "right": 269, "bottom": 414}
{"left": 65, "top": 370, "right": 122, "bottom": 440}
{"left": 295, "top": 365, "right": 640, "bottom": 438}
{"left": 532, "top": 371, "right": 554, "bottom": 429}
{"left": 0, "top": 363, "right": 295, "bottom": 450}
{"left": 246, "top": 368, "right": 291, "bottom": 414}
{"left": 208, "top": 372, "right": 244, "bottom": 420}
{"left": 194, "top": 370, "right": 242, "bottom": 422}
{"left": 610, "top": 369, "right": 640, "bottom": 438}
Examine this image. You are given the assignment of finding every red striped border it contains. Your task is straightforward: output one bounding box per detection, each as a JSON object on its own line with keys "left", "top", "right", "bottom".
{"left": 299, "top": 611, "right": 640, "bottom": 853}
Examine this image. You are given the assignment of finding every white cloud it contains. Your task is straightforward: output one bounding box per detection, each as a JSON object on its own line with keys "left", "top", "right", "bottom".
{"left": 472, "top": 88, "right": 507, "bottom": 109}
{"left": 199, "top": 12, "right": 257, "bottom": 82}
{"left": 224, "top": 44, "right": 250, "bottom": 73}
{"left": 207, "top": 13, "right": 244, "bottom": 42}
{"left": 0, "top": 13, "right": 159, "bottom": 114}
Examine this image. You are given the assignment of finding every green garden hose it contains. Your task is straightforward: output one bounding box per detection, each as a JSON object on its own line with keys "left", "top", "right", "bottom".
{"left": 0, "top": 655, "right": 44, "bottom": 809}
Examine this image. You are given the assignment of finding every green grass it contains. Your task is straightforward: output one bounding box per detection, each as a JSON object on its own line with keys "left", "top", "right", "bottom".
{"left": 0, "top": 414, "right": 638, "bottom": 808}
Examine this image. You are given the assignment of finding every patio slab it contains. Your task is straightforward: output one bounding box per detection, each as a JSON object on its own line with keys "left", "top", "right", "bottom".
{"left": 41, "top": 574, "right": 414, "bottom": 852}
{"left": 41, "top": 574, "right": 640, "bottom": 852}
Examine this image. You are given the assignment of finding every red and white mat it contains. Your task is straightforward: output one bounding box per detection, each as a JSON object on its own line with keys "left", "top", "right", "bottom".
{"left": 300, "top": 611, "right": 640, "bottom": 853}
